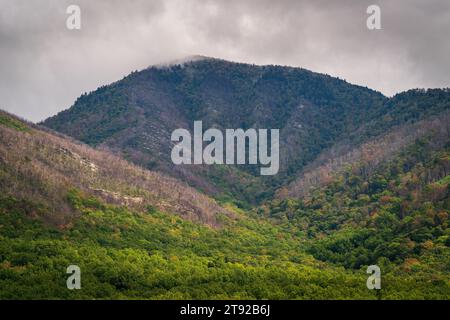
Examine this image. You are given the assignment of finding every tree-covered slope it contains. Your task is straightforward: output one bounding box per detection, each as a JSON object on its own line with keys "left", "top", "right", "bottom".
{"left": 41, "top": 59, "right": 450, "bottom": 208}
{"left": 4, "top": 57, "right": 450, "bottom": 299}
{"left": 0, "top": 111, "right": 228, "bottom": 226}
{"left": 42, "top": 57, "right": 389, "bottom": 204}
{"left": 265, "top": 109, "right": 450, "bottom": 277}
{"left": 1, "top": 111, "right": 449, "bottom": 299}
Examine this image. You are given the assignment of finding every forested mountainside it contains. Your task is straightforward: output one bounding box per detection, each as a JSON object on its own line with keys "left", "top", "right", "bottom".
{"left": 2, "top": 57, "right": 449, "bottom": 299}
{"left": 282, "top": 103, "right": 450, "bottom": 199}
{"left": 268, "top": 110, "right": 449, "bottom": 270}
{"left": 41, "top": 58, "right": 449, "bottom": 208}
{"left": 0, "top": 111, "right": 448, "bottom": 299}
{"left": 42, "top": 57, "right": 389, "bottom": 205}
{"left": 0, "top": 111, "right": 227, "bottom": 226}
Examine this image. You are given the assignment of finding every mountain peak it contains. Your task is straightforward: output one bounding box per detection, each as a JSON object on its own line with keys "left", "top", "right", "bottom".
{"left": 152, "top": 55, "right": 213, "bottom": 69}
{"left": 43, "top": 59, "right": 393, "bottom": 202}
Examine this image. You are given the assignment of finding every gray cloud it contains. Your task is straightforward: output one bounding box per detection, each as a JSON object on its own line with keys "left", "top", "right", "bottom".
{"left": 0, "top": 0, "right": 449, "bottom": 122}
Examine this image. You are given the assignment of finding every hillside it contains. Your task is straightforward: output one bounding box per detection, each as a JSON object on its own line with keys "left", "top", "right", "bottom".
{"left": 0, "top": 111, "right": 228, "bottom": 226}
{"left": 281, "top": 95, "right": 450, "bottom": 199}
{"left": 42, "top": 57, "right": 389, "bottom": 205}
{"left": 42, "top": 59, "right": 450, "bottom": 210}
{"left": 268, "top": 108, "right": 450, "bottom": 271}
{"left": 1, "top": 111, "right": 449, "bottom": 299}
{"left": 2, "top": 56, "right": 450, "bottom": 299}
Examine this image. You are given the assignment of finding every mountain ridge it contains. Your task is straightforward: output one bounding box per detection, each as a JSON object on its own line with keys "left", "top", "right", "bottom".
{"left": 1, "top": 57, "right": 449, "bottom": 299}
{"left": 0, "top": 110, "right": 231, "bottom": 227}
{"left": 1, "top": 108, "right": 449, "bottom": 299}
{"left": 42, "top": 57, "right": 393, "bottom": 205}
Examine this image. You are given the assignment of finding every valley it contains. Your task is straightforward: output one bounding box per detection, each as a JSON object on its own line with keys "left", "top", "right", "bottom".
{"left": 0, "top": 58, "right": 449, "bottom": 299}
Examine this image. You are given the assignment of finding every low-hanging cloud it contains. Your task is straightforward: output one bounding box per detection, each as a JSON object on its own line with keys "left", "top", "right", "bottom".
{"left": 0, "top": 0, "right": 449, "bottom": 122}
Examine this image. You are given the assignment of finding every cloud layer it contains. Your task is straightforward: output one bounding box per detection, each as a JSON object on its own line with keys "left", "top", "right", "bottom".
{"left": 1, "top": 0, "right": 449, "bottom": 122}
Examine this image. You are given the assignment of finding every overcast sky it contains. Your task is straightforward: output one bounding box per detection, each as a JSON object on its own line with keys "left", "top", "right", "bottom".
{"left": 1, "top": 0, "right": 449, "bottom": 122}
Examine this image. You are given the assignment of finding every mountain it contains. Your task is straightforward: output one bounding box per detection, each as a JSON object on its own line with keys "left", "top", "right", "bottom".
{"left": 1, "top": 110, "right": 449, "bottom": 299}
{"left": 269, "top": 109, "right": 449, "bottom": 268}
{"left": 41, "top": 58, "right": 450, "bottom": 208}
{"left": 0, "top": 110, "right": 230, "bottom": 227}
{"left": 42, "top": 56, "right": 390, "bottom": 205}
{"left": 2, "top": 57, "right": 449, "bottom": 299}
{"left": 281, "top": 90, "right": 450, "bottom": 199}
